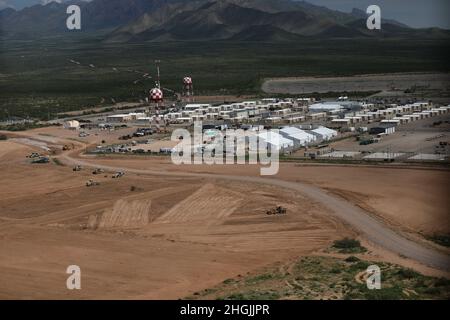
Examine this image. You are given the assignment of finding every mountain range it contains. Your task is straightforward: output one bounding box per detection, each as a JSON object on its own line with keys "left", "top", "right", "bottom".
{"left": 1, "top": 0, "right": 449, "bottom": 41}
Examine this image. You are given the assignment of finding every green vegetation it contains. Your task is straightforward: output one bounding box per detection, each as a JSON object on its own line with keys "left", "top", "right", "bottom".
{"left": 345, "top": 256, "right": 361, "bottom": 263}
{"left": 0, "top": 122, "right": 50, "bottom": 132}
{"left": 332, "top": 238, "right": 367, "bottom": 254}
{"left": 225, "top": 290, "right": 282, "bottom": 300}
{"left": 245, "top": 273, "right": 283, "bottom": 284}
{"left": 186, "top": 256, "right": 450, "bottom": 300}
{"left": 1, "top": 38, "right": 449, "bottom": 120}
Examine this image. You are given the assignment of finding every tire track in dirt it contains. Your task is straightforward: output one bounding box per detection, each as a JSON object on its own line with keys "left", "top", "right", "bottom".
{"left": 60, "top": 153, "right": 450, "bottom": 271}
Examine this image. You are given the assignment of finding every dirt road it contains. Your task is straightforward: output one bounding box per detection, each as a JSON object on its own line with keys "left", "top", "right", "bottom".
{"left": 60, "top": 153, "right": 450, "bottom": 272}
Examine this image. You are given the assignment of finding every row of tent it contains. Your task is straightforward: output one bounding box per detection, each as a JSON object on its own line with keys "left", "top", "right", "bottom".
{"left": 258, "top": 126, "right": 338, "bottom": 150}
{"left": 171, "top": 126, "right": 338, "bottom": 154}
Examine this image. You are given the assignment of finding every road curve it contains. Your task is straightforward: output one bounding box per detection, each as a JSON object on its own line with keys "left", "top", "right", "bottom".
{"left": 61, "top": 153, "right": 450, "bottom": 272}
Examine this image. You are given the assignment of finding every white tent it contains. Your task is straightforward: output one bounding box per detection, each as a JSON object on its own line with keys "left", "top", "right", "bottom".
{"left": 63, "top": 120, "right": 80, "bottom": 130}
{"left": 280, "top": 127, "right": 316, "bottom": 146}
{"left": 258, "top": 131, "right": 293, "bottom": 150}
{"left": 309, "top": 103, "right": 343, "bottom": 113}
{"left": 311, "top": 127, "right": 338, "bottom": 141}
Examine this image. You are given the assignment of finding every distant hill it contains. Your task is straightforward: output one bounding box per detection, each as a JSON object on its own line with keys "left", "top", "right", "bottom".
{"left": 1, "top": 0, "right": 449, "bottom": 41}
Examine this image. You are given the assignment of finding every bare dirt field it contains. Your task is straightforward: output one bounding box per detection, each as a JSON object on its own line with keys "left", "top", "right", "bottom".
{"left": 262, "top": 73, "right": 450, "bottom": 94}
{"left": 0, "top": 128, "right": 449, "bottom": 299}
{"left": 67, "top": 153, "right": 449, "bottom": 237}
{"left": 0, "top": 138, "right": 351, "bottom": 299}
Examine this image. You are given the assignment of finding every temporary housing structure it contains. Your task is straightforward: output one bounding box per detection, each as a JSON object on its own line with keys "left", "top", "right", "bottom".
{"left": 258, "top": 131, "right": 294, "bottom": 151}
{"left": 311, "top": 126, "right": 338, "bottom": 141}
{"left": 280, "top": 127, "right": 316, "bottom": 147}
{"left": 63, "top": 120, "right": 80, "bottom": 130}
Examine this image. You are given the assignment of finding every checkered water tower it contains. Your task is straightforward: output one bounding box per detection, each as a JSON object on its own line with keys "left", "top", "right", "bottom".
{"left": 149, "top": 60, "right": 163, "bottom": 108}
{"left": 183, "top": 76, "right": 194, "bottom": 102}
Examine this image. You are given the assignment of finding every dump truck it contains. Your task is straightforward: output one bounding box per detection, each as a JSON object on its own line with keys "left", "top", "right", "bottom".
{"left": 266, "top": 206, "right": 287, "bottom": 216}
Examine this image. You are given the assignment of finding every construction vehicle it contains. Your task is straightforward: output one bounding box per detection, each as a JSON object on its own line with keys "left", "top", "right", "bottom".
{"left": 112, "top": 171, "right": 125, "bottom": 179}
{"left": 32, "top": 156, "right": 50, "bottom": 164}
{"left": 27, "top": 152, "right": 41, "bottom": 158}
{"left": 266, "top": 206, "right": 287, "bottom": 216}
{"left": 73, "top": 165, "right": 82, "bottom": 172}
{"left": 92, "top": 168, "right": 104, "bottom": 175}
{"left": 86, "top": 179, "right": 100, "bottom": 187}
{"left": 62, "top": 144, "right": 74, "bottom": 151}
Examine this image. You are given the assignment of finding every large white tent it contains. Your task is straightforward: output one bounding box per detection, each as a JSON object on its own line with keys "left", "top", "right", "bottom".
{"left": 280, "top": 127, "right": 316, "bottom": 146}
{"left": 63, "top": 120, "right": 80, "bottom": 130}
{"left": 258, "top": 131, "right": 293, "bottom": 151}
{"left": 309, "top": 103, "right": 343, "bottom": 113}
{"left": 311, "top": 126, "right": 338, "bottom": 141}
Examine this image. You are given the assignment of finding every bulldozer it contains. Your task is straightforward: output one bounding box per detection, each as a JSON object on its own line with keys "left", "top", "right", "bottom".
{"left": 266, "top": 206, "right": 287, "bottom": 216}
{"left": 63, "top": 144, "right": 74, "bottom": 151}
{"left": 86, "top": 179, "right": 100, "bottom": 187}
{"left": 112, "top": 171, "right": 125, "bottom": 179}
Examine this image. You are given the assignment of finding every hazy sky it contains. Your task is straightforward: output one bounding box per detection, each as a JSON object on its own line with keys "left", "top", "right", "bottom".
{"left": 1, "top": 0, "right": 449, "bottom": 29}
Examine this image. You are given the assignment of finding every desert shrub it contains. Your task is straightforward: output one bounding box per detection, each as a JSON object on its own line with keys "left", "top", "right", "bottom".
{"left": 421, "top": 287, "right": 441, "bottom": 295}
{"left": 363, "top": 286, "right": 404, "bottom": 300}
{"left": 0, "top": 134, "right": 7, "bottom": 140}
{"left": 223, "top": 278, "right": 235, "bottom": 285}
{"left": 332, "top": 238, "right": 367, "bottom": 253}
{"left": 225, "top": 293, "right": 246, "bottom": 300}
{"left": 246, "top": 273, "right": 276, "bottom": 284}
{"left": 345, "top": 256, "right": 360, "bottom": 263}
{"left": 330, "top": 267, "right": 342, "bottom": 274}
{"left": 333, "top": 238, "right": 361, "bottom": 249}
{"left": 434, "top": 277, "right": 450, "bottom": 287}
{"left": 396, "top": 268, "right": 419, "bottom": 280}
{"left": 225, "top": 290, "right": 281, "bottom": 300}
